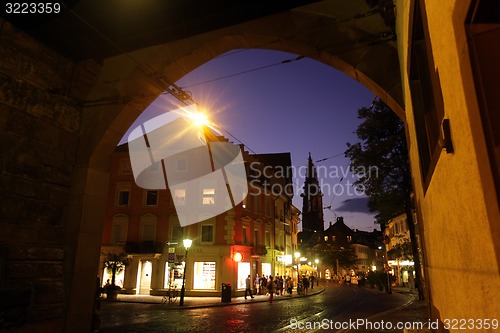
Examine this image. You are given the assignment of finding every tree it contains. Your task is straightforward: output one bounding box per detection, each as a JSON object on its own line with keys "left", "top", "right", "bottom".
{"left": 387, "top": 237, "right": 413, "bottom": 261}
{"left": 313, "top": 242, "right": 358, "bottom": 275}
{"left": 103, "top": 252, "right": 129, "bottom": 291}
{"left": 345, "top": 98, "right": 424, "bottom": 300}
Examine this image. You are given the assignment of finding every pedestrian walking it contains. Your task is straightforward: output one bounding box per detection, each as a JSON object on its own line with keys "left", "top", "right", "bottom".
{"left": 261, "top": 275, "right": 268, "bottom": 295}
{"left": 286, "top": 276, "right": 293, "bottom": 296}
{"left": 254, "top": 274, "right": 261, "bottom": 295}
{"left": 277, "top": 276, "right": 283, "bottom": 296}
{"left": 267, "top": 276, "right": 274, "bottom": 303}
{"left": 244, "top": 275, "right": 254, "bottom": 299}
{"left": 408, "top": 272, "right": 414, "bottom": 291}
{"left": 302, "top": 275, "right": 310, "bottom": 295}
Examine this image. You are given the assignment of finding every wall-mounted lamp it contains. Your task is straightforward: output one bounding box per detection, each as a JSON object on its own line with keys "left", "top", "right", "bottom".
{"left": 233, "top": 252, "right": 242, "bottom": 262}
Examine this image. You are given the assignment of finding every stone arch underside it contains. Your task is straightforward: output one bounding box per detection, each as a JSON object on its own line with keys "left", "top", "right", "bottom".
{"left": 82, "top": 1, "right": 403, "bottom": 169}
{"left": 67, "top": 2, "right": 403, "bottom": 331}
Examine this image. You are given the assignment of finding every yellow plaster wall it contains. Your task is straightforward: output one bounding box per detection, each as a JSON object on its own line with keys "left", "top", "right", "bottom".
{"left": 396, "top": 0, "right": 500, "bottom": 324}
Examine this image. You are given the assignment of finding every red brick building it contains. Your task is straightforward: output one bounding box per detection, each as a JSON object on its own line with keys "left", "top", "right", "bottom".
{"left": 99, "top": 134, "right": 300, "bottom": 297}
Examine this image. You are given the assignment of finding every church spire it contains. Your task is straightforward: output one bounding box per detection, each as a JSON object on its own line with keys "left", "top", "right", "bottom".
{"left": 301, "top": 153, "right": 324, "bottom": 233}
{"left": 306, "top": 152, "right": 318, "bottom": 181}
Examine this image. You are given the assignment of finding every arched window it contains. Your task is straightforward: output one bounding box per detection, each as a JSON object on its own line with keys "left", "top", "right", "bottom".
{"left": 111, "top": 214, "right": 129, "bottom": 244}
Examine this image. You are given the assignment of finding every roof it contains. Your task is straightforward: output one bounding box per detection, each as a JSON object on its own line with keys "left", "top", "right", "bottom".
{"left": 252, "top": 153, "right": 292, "bottom": 172}
{"left": 252, "top": 152, "right": 294, "bottom": 190}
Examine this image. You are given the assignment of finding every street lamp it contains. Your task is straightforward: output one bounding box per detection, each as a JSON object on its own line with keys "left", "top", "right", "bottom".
{"left": 179, "top": 238, "right": 192, "bottom": 306}
{"left": 294, "top": 252, "right": 300, "bottom": 286}
{"left": 315, "top": 259, "right": 319, "bottom": 285}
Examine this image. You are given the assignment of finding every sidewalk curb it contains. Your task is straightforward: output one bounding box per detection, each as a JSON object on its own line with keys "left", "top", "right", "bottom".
{"left": 101, "top": 286, "right": 325, "bottom": 309}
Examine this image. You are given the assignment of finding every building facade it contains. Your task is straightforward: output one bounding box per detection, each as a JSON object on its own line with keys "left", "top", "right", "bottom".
{"left": 99, "top": 135, "right": 299, "bottom": 297}
{"left": 1, "top": 1, "right": 500, "bottom": 331}
{"left": 384, "top": 214, "right": 414, "bottom": 287}
{"left": 313, "top": 217, "right": 384, "bottom": 279}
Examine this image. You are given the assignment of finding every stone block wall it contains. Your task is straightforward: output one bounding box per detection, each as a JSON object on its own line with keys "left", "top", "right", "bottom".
{"left": 0, "top": 20, "right": 81, "bottom": 331}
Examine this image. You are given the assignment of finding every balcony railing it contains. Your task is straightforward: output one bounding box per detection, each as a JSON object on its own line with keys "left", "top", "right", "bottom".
{"left": 251, "top": 245, "right": 267, "bottom": 256}
{"left": 124, "top": 241, "right": 163, "bottom": 254}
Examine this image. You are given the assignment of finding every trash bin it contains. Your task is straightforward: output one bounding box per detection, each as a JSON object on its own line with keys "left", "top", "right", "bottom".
{"left": 221, "top": 283, "right": 231, "bottom": 302}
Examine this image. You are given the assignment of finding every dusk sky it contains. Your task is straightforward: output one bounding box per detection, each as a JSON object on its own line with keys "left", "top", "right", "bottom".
{"left": 121, "top": 49, "right": 379, "bottom": 232}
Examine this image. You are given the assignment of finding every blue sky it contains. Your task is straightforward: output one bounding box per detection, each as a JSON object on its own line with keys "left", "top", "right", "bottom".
{"left": 121, "top": 49, "right": 379, "bottom": 232}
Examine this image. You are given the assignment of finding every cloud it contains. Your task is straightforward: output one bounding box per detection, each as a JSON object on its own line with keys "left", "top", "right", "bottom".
{"left": 334, "top": 197, "right": 373, "bottom": 214}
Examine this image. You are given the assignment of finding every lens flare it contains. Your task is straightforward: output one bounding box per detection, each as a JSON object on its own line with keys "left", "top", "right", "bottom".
{"left": 191, "top": 111, "right": 210, "bottom": 127}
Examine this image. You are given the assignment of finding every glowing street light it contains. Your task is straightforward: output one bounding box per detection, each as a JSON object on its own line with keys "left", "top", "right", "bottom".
{"left": 294, "top": 252, "right": 301, "bottom": 286}
{"left": 315, "top": 259, "right": 320, "bottom": 283}
{"left": 179, "top": 238, "right": 192, "bottom": 306}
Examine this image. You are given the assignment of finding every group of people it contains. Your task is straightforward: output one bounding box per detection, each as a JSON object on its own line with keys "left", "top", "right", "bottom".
{"left": 244, "top": 274, "right": 316, "bottom": 303}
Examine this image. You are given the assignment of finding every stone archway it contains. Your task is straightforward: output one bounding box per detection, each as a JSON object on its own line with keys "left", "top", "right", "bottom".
{"left": 3, "top": 1, "right": 500, "bottom": 332}
{"left": 58, "top": 2, "right": 404, "bottom": 332}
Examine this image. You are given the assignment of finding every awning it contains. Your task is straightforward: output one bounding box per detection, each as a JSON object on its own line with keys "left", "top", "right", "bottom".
{"left": 298, "top": 264, "right": 316, "bottom": 271}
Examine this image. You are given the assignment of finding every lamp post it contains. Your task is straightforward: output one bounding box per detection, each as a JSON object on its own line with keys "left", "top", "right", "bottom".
{"left": 315, "top": 259, "right": 319, "bottom": 284}
{"left": 179, "top": 238, "right": 192, "bottom": 306}
{"left": 294, "top": 252, "right": 300, "bottom": 287}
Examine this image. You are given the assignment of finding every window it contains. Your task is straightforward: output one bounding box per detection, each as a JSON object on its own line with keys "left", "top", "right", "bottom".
{"left": 119, "top": 159, "right": 132, "bottom": 174}
{"left": 201, "top": 225, "right": 214, "bottom": 243}
{"left": 324, "top": 236, "right": 328, "bottom": 242}
{"left": 409, "top": 0, "right": 445, "bottom": 186}
{"left": 202, "top": 188, "right": 215, "bottom": 205}
{"left": 169, "top": 215, "right": 183, "bottom": 242}
{"left": 165, "top": 262, "right": 184, "bottom": 289}
{"left": 347, "top": 236, "right": 352, "bottom": 242}
{"left": 145, "top": 190, "right": 158, "bottom": 206}
{"left": 331, "top": 236, "right": 336, "bottom": 242}
{"left": 171, "top": 226, "right": 183, "bottom": 242}
{"left": 265, "top": 199, "right": 271, "bottom": 216}
{"left": 254, "top": 195, "right": 261, "bottom": 214}
{"left": 242, "top": 226, "right": 248, "bottom": 244}
{"left": 118, "top": 190, "right": 130, "bottom": 206}
{"left": 140, "top": 215, "right": 157, "bottom": 241}
{"left": 141, "top": 224, "right": 156, "bottom": 241}
{"left": 112, "top": 223, "right": 125, "bottom": 243}
{"left": 174, "top": 188, "right": 186, "bottom": 206}
{"left": 254, "top": 229, "right": 259, "bottom": 246}
{"left": 237, "top": 262, "right": 251, "bottom": 290}
{"left": 265, "top": 230, "right": 271, "bottom": 247}
{"left": 111, "top": 215, "right": 128, "bottom": 244}
{"left": 193, "top": 262, "right": 216, "bottom": 290}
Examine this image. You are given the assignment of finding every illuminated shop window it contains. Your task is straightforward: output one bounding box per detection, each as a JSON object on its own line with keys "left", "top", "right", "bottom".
{"left": 237, "top": 262, "right": 250, "bottom": 290}
{"left": 193, "top": 262, "right": 216, "bottom": 290}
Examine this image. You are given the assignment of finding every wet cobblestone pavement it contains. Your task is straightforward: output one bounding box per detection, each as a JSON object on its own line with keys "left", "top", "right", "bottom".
{"left": 97, "top": 284, "right": 429, "bottom": 333}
